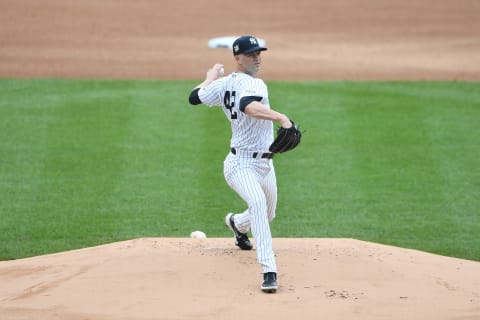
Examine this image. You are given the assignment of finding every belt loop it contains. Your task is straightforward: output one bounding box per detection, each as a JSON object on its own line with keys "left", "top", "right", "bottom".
{"left": 253, "top": 152, "right": 258, "bottom": 158}
{"left": 231, "top": 147, "right": 236, "bottom": 155}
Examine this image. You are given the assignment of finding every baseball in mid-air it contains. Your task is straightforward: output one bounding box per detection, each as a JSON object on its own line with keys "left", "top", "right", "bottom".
{"left": 190, "top": 230, "right": 207, "bottom": 238}
{"left": 218, "top": 67, "right": 224, "bottom": 76}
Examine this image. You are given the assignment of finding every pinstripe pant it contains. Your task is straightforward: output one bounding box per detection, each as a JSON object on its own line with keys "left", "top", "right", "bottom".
{"left": 223, "top": 151, "right": 277, "bottom": 273}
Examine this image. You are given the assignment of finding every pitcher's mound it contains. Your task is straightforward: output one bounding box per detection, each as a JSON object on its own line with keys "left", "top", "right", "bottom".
{"left": 0, "top": 238, "right": 479, "bottom": 320}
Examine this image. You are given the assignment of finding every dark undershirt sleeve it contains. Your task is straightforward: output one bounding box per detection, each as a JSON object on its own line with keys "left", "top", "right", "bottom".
{"left": 239, "top": 96, "right": 263, "bottom": 112}
{"left": 188, "top": 88, "right": 202, "bottom": 105}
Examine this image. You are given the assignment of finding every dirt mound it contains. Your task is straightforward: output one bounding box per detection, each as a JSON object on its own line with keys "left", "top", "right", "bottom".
{"left": 1, "top": 238, "right": 479, "bottom": 320}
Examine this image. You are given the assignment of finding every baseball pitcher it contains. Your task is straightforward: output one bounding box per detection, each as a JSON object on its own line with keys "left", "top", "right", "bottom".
{"left": 188, "top": 35, "right": 302, "bottom": 293}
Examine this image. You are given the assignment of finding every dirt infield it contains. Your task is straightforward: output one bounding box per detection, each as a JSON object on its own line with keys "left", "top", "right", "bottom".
{"left": 1, "top": 1, "right": 480, "bottom": 319}
{"left": 1, "top": 0, "right": 479, "bottom": 80}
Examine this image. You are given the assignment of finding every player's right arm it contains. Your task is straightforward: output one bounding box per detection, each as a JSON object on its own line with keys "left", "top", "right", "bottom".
{"left": 188, "top": 64, "right": 224, "bottom": 105}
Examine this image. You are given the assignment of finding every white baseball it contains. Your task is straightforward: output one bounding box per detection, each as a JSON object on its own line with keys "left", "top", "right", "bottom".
{"left": 218, "top": 67, "right": 224, "bottom": 76}
{"left": 190, "top": 230, "right": 207, "bottom": 238}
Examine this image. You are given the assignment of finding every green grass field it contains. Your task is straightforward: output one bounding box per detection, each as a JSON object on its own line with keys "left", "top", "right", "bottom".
{"left": 1, "top": 79, "right": 479, "bottom": 261}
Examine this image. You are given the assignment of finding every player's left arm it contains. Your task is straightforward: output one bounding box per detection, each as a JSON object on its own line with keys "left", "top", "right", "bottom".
{"left": 243, "top": 101, "right": 292, "bottom": 128}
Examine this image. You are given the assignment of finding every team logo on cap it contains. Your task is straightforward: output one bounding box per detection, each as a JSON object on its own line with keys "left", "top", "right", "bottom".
{"left": 250, "top": 37, "right": 257, "bottom": 45}
{"left": 234, "top": 44, "right": 239, "bottom": 53}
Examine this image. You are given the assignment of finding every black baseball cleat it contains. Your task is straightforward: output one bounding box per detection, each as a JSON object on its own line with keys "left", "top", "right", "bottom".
{"left": 225, "top": 213, "right": 253, "bottom": 250}
{"left": 261, "top": 272, "right": 278, "bottom": 293}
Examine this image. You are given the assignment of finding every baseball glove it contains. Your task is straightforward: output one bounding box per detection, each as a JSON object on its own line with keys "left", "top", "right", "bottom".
{"left": 269, "top": 121, "right": 302, "bottom": 154}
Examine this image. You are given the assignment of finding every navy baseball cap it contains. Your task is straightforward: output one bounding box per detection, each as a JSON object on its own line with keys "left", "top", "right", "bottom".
{"left": 232, "top": 36, "right": 267, "bottom": 55}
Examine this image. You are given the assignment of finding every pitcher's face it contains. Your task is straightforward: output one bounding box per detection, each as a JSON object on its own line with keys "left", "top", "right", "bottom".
{"left": 236, "top": 51, "right": 262, "bottom": 76}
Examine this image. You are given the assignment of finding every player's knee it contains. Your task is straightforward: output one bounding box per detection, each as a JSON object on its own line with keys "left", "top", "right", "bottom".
{"left": 249, "top": 197, "right": 267, "bottom": 214}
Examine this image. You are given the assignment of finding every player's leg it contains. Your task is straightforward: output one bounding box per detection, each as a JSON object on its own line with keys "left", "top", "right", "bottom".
{"left": 262, "top": 163, "right": 277, "bottom": 222}
{"left": 224, "top": 166, "right": 258, "bottom": 233}
{"left": 226, "top": 166, "right": 276, "bottom": 273}
{"left": 231, "top": 161, "right": 277, "bottom": 227}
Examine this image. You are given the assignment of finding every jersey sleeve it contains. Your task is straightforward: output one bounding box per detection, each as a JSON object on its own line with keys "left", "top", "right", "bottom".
{"left": 198, "top": 79, "right": 224, "bottom": 107}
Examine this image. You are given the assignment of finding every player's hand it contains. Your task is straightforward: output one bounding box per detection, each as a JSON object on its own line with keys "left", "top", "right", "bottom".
{"left": 279, "top": 115, "right": 292, "bottom": 128}
{"left": 195, "top": 64, "right": 224, "bottom": 90}
{"left": 206, "top": 64, "right": 224, "bottom": 81}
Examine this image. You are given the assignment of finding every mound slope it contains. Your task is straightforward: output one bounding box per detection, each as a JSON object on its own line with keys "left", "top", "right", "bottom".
{"left": 0, "top": 238, "right": 479, "bottom": 320}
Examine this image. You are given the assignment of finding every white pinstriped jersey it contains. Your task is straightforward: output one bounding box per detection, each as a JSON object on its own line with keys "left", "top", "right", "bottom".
{"left": 198, "top": 72, "right": 274, "bottom": 152}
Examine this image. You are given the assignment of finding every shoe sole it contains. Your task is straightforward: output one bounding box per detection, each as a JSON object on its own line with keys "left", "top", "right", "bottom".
{"left": 225, "top": 213, "right": 237, "bottom": 244}
{"left": 261, "top": 286, "right": 277, "bottom": 293}
{"left": 225, "top": 213, "right": 237, "bottom": 235}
